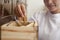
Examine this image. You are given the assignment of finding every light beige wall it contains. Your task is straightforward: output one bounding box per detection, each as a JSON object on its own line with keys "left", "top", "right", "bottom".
{"left": 27, "top": 0, "right": 45, "bottom": 18}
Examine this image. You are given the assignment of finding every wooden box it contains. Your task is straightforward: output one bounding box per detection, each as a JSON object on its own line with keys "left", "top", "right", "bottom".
{"left": 1, "top": 21, "right": 38, "bottom": 40}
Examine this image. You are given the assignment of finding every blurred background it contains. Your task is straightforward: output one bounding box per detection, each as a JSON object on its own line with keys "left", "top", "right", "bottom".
{"left": 27, "top": 0, "right": 45, "bottom": 18}
{"left": 0, "top": 0, "right": 45, "bottom": 25}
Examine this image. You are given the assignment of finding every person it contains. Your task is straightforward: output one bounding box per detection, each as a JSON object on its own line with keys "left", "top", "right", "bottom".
{"left": 14, "top": 0, "right": 60, "bottom": 40}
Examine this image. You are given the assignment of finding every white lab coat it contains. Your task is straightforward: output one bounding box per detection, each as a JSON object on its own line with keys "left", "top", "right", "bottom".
{"left": 28, "top": 10, "right": 60, "bottom": 40}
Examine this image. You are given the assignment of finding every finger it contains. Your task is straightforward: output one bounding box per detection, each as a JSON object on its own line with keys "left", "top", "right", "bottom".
{"left": 21, "top": 4, "right": 26, "bottom": 16}
{"left": 17, "top": 5, "right": 24, "bottom": 17}
{"left": 14, "top": 7, "right": 21, "bottom": 17}
{"left": 21, "top": 4, "right": 27, "bottom": 21}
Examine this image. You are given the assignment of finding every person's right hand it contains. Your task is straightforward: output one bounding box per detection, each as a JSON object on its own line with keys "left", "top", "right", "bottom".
{"left": 14, "top": 4, "right": 27, "bottom": 25}
{"left": 14, "top": 4, "right": 26, "bottom": 18}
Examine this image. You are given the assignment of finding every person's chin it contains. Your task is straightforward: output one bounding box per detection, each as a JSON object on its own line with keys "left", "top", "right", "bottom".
{"left": 49, "top": 8, "right": 57, "bottom": 13}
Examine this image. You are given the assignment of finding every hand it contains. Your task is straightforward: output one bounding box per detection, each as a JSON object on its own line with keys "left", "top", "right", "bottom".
{"left": 14, "top": 4, "right": 27, "bottom": 25}
{"left": 14, "top": 4, "right": 26, "bottom": 18}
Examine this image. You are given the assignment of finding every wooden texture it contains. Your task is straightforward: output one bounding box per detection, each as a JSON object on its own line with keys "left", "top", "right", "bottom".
{"left": 1, "top": 21, "right": 38, "bottom": 40}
